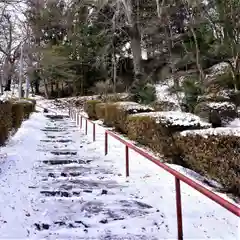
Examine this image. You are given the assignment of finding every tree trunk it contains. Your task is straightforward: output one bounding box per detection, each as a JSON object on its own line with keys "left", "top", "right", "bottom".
{"left": 56, "top": 81, "right": 60, "bottom": 97}
{"left": 34, "top": 79, "right": 40, "bottom": 94}
{"left": 129, "top": 24, "right": 143, "bottom": 81}
{"left": 50, "top": 80, "right": 54, "bottom": 96}
{"left": 190, "top": 27, "right": 205, "bottom": 82}
{"left": 112, "top": 53, "right": 117, "bottom": 93}
{"left": 4, "top": 77, "right": 11, "bottom": 91}
{"left": 30, "top": 81, "right": 34, "bottom": 94}
{"left": 43, "top": 78, "right": 49, "bottom": 99}
{"left": 0, "top": 76, "right": 3, "bottom": 95}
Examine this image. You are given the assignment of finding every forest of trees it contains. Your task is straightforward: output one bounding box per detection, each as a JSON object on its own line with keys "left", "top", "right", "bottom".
{"left": 0, "top": 0, "right": 240, "bottom": 106}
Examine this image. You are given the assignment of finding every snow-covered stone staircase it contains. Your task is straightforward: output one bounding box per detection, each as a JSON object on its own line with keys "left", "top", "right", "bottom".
{"left": 1, "top": 110, "right": 238, "bottom": 239}
{"left": 32, "top": 113, "right": 159, "bottom": 239}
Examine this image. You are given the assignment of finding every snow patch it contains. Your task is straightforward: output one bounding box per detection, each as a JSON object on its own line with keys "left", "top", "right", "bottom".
{"left": 227, "top": 118, "right": 240, "bottom": 128}
{"left": 207, "top": 101, "right": 236, "bottom": 110}
{"left": 205, "top": 62, "right": 229, "bottom": 79}
{"left": 155, "top": 79, "right": 183, "bottom": 110}
{"left": 116, "top": 101, "right": 153, "bottom": 112}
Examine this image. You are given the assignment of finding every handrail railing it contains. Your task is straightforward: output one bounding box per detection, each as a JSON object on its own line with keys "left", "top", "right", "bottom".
{"left": 69, "top": 109, "right": 240, "bottom": 240}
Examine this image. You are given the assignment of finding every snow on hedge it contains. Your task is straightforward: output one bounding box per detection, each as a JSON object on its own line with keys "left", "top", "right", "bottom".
{"left": 181, "top": 127, "right": 240, "bottom": 137}
{"left": 131, "top": 111, "right": 211, "bottom": 127}
{"left": 116, "top": 101, "right": 154, "bottom": 112}
{"left": 207, "top": 101, "right": 236, "bottom": 110}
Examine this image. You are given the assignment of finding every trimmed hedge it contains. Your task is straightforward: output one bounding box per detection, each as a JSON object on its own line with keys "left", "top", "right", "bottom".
{"left": 25, "top": 98, "right": 36, "bottom": 108}
{"left": 84, "top": 100, "right": 102, "bottom": 119}
{"left": 0, "top": 99, "right": 35, "bottom": 146}
{"left": 19, "top": 100, "right": 35, "bottom": 119}
{"left": 126, "top": 111, "right": 211, "bottom": 161}
{"left": 12, "top": 102, "right": 24, "bottom": 129}
{"left": 104, "top": 102, "right": 153, "bottom": 133}
{"left": 95, "top": 102, "right": 106, "bottom": 120}
{"left": 0, "top": 101, "right": 13, "bottom": 145}
{"left": 175, "top": 129, "right": 240, "bottom": 195}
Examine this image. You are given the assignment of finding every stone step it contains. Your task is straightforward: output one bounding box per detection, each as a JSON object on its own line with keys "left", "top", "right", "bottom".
{"left": 34, "top": 220, "right": 89, "bottom": 231}
{"left": 40, "top": 190, "right": 82, "bottom": 197}
{"left": 45, "top": 115, "right": 69, "bottom": 119}
{"left": 41, "top": 159, "right": 92, "bottom": 165}
{"left": 40, "top": 139, "right": 73, "bottom": 143}
{"left": 50, "top": 151, "right": 77, "bottom": 156}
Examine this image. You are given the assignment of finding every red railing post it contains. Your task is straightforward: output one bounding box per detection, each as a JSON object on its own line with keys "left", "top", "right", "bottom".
{"left": 85, "top": 118, "right": 88, "bottom": 135}
{"left": 125, "top": 145, "right": 129, "bottom": 177}
{"left": 105, "top": 131, "right": 108, "bottom": 155}
{"left": 93, "top": 123, "right": 96, "bottom": 141}
{"left": 175, "top": 177, "right": 183, "bottom": 240}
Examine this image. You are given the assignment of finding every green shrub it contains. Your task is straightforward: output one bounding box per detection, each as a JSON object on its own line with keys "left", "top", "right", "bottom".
{"left": 11, "top": 102, "right": 24, "bottom": 129}
{"left": 95, "top": 103, "right": 106, "bottom": 119}
{"left": 84, "top": 100, "right": 102, "bottom": 119}
{"left": 104, "top": 101, "right": 153, "bottom": 133}
{"left": 0, "top": 101, "right": 12, "bottom": 145}
{"left": 130, "top": 81, "right": 156, "bottom": 104}
{"left": 126, "top": 111, "right": 211, "bottom": 162}
{"left": 175, "top": 129, "right": 240, "bottom": 196}
{"left": 182, "top": 77, "right": 203, "bottom": 113}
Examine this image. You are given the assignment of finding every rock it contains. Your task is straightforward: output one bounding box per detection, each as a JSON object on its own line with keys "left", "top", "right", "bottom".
{"left": 101, "top": 189, "right": 108, "bottom": 195}
{"left": 42, "top": 223, "right": 50, "bottom": 230}
{"left": 205, "top": 62, "right": 229, "bottom": 81}
{"left": 195, "top": 101, "right": 237, "bottom": 126}
{"left": 209, "top": 109, "right": 222, "bottom": 128}
{"left": 43, "top": 108, "right": 49, "bottom": 113}
{"left": 99, "top": 219, "right": 108, "bottom": 224}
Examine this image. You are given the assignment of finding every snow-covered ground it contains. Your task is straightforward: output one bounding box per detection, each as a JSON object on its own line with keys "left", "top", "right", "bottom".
{"left": 0, "top": 100, "right": 239, "bottom": 239}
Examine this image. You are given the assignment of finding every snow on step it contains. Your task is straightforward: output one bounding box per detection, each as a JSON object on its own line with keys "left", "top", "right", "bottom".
{"left": 0, "top": 110, "right": 238, "bottom": 239}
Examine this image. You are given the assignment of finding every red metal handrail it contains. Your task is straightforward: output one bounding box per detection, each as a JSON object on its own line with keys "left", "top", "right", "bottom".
{"left": 72, "top": 110, "right": 96, "bottom": 142}
{"left": 106, "top": 130, "right": 240, "bottom": 216}
{"left": 70, "top": 110, "right": 240, "bottom": 240}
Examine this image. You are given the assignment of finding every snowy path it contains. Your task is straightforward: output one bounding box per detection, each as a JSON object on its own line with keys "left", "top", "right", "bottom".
{"left": 0, "top": 110, "right": 239, "bottom": 239}
{"left": 0, "top": 112, "right": 164, "bottom": 239}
